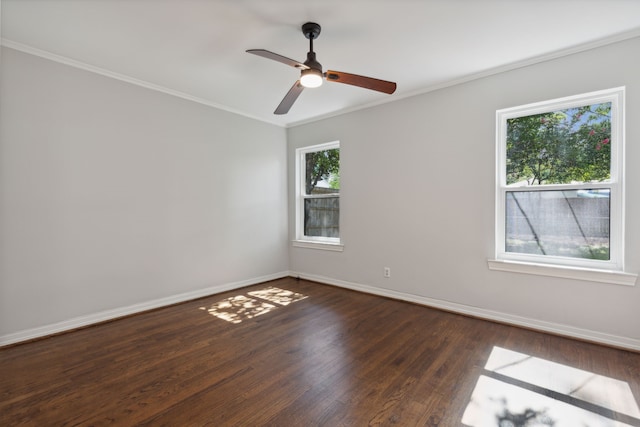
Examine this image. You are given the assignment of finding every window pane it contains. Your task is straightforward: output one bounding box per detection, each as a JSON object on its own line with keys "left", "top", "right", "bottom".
{"left": 506, "top": 103, "right": 611, "bottom": 186}
{"left": 505, "top": 190, "right": 610, "bottom": 260}
{"left": 304, "top": 197, "right": 339, "bottom": 237}
{"left": 305, "top": 149, "right": 340, "bottom": 195}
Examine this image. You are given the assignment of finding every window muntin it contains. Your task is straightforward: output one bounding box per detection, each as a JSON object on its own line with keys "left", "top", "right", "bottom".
{"left": 296, "top": 142, "right": 340, "bottom": 244}
{"left": 496, "top": 88, "right": 624, "bottom": 271}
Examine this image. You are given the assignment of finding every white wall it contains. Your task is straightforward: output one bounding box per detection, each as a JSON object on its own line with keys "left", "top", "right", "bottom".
{"left": 288, "top": 37, "right": 640, "bottom": 348}
{"left": 0, "top": 47, "right": 289, "bottom": 342}
{"left": 2, "top": 37, "right": 639, "bottom": 349}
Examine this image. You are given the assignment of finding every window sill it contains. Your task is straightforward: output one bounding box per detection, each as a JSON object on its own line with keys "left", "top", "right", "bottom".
{"left": 487, "top": 259, "right": 637, "bottom": 286}
{"left": 292, "top": 240, "right": 344, "bottom": 252}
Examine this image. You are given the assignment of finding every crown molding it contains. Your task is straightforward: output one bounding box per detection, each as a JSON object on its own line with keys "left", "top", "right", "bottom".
{"left": 3, "top": 28, "right": 640, "bottom": 129}
{"left": 285, "top": 28, "right": 640, "bottom": 128}
{"left": 0, "top": 38, "right": 284, "bottom": 127}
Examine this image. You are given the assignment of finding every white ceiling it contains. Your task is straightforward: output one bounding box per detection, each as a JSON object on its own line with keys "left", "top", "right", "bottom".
{"left": 3, "top": 0, "right": 640, "bottom": 127}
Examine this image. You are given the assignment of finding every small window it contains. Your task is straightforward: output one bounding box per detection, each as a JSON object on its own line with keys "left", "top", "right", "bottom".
{"left": 495, "top": 88, "right": 625, "bottom": 272}
{"left": 294, "top": 141, "right": 341, "bottom": 249}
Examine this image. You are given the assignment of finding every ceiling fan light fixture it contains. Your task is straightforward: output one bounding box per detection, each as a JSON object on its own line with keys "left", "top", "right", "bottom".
{"left": 300, "top": 69, "right": 323, "bottom": 88}
{"left": 247, "top": 21, "right": 396, "bottom": 114}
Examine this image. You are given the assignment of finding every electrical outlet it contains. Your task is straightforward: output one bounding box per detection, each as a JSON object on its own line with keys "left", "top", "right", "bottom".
{"left": 384, "top": 267, "right": 391, "bottom": 278}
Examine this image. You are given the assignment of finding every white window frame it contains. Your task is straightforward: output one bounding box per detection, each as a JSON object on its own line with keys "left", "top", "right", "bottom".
{"left": 292, "top": 141, "right": 343, "bottom": 251}
{"left": 489, "top": 87, "right": 636, "bottom": 286}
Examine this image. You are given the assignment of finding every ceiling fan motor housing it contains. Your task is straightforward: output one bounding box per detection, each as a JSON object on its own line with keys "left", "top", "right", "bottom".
{"left": 304, "top": 51, "right": 322, "bottom": 71}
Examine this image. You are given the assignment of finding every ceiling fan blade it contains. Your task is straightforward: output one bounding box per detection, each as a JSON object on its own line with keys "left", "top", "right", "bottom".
{"left": 325, "top": 70, "right": 396, "bottom": 94}
{"left": 246, "top": 49, "right": 309, "bottom": 70}
{"left": 274, "top": 81, "right": 305, "bottom": 115}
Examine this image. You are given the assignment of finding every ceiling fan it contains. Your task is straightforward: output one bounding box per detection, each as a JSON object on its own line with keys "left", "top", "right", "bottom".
{"left": 247, "top": 22, "right": 397, "bottom": 115}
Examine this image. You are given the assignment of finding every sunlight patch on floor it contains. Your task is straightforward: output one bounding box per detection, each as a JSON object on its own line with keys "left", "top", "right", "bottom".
{"left": 199, "top": 295, "right": 276, "bottom": 324}
{"left": 200, "top": 287, "right": 308, "bottom": 324}
{"left": 485, "top": 346, "right": 640, "bottom": 419}
{"left": 463, "top": 375, "right": 634, "bottom": 427}
{"left": 247, "top": 286, "right": 308, "bottom": 306}
{"left": 462, "top": 346, "right": 640, "bottom": 426}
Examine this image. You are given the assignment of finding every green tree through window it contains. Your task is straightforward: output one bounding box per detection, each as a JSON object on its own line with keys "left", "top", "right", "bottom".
{"left": 305, "top": 149, "right": 340, "bottom": 194}
{"left": 506, "top": 103, "right": 611, "bottom": 186}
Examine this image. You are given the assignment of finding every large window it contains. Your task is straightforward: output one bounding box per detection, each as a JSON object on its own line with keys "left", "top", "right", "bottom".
{"left": 294, "top": 141, "right": 342, "bottom": 250}
{"left": 494, "top": 88, "right": 627, "bottom": 277}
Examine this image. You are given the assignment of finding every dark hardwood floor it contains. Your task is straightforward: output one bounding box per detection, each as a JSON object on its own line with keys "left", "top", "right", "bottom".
{"left": 1, "top": 277, "right": 639, "bottom": 426}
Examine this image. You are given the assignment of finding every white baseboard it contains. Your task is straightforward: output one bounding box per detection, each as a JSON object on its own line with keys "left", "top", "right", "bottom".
{"left": 0, "top": 271, "right": 290, "bottom": 347}
{"left": 291, "top": 271, "right": 640, "bottom": 352}
{"left": 4, "top": 271, "right": 639, "bottom": 351}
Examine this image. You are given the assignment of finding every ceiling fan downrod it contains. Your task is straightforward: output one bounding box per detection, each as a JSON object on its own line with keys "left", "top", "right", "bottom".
{"left": 302, "top": 22, "right": 322, "bottom": 72}
{"left": 300, "top": 22, "right": 323, "bottom": 87}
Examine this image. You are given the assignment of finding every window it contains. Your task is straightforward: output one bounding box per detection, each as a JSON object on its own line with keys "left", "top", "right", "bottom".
{"left": 293, "top": 141, "right": 342, "bottom": 251}
{"left": 491, "top": 87, "right": 635, "bottom": 285}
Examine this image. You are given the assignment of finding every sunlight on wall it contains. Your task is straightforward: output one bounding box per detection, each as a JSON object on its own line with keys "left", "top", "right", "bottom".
{"left": 462, "top": 346, "right": 640, "bottom": 426}
{"left": 200, "top": 287, "right": 308, "bottom": 324}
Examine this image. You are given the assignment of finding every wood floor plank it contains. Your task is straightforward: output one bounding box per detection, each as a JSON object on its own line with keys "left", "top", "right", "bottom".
{"left": 1, "top": 277, "right": 639, "bottom": 426}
